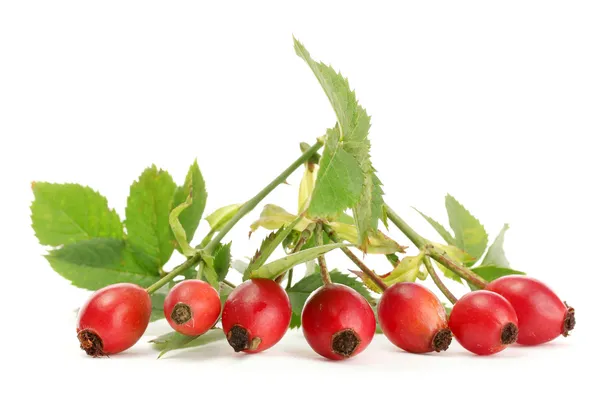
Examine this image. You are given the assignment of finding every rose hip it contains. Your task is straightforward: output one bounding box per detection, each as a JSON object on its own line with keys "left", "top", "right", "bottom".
{"left": 487, "top": 275, "right": 575, "bottom": 345}
{"left": 302, "top": 283, "right": 376, "bottom": 360}
{"left": 378, "top": 282, "right": 452, "bottom": 353}
{"left": 163, "top": 280, "right": 221, "bottom": 336}
{"left": 221, "top": 278, "right": 291, "bottom": 353}
{"left": 77, "top": 283, "right": 152, "bottom": 356}
{"left": 449, "top": 290, "right": 518, "bottom": 356}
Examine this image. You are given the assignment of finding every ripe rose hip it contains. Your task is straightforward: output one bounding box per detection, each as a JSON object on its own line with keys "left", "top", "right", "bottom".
{"left": 449, "top": 290, "right": 518, "bottom": 356}
{"left": 378, "top": 282, "right": 452, "bottom": 353}
{"left": 77, "top": 283, "right": 152, "bottom": 357}
{"left": 486, "top": 275, "right": 575, "bottom": 345}
{"left": 221, "top": 278, "right": 291, "bottom": 353}
{"left": 302, "top": 283, "right": 376, "bottom": 360}
{"left": 163, "top": 280, "right": 221, "bottom": 336}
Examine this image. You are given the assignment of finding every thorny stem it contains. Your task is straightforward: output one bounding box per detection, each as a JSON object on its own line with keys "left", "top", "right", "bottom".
{"left": 425, "top": 245, "right": 487, "bottom": 289}
{"left": 315, "top": 223, "right": 331, "bottom": 285}
{"left": 383, "top": 203, "right": 487, "bottom": 289}
{"left": 422, "top": 256, "right": 457, "bottom": 304}
{"left": 324, "top": 225, "right": 388, "bottom": 292}
{"left": 145, "top": 140, "right": 325, "bottom": 295}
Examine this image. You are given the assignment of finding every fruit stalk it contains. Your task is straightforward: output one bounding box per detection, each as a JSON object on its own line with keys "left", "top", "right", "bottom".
{"left": 315, "top": 222, "right": 332, "bottom": 284}
{"left": 422, "top": 256, "right": 457, "bottom": 304}
{"left": 324, "top": 225, "right": 388, "bottom": 292}
{"left": 145, "top": 140, "right": 324, "bottom": 294}
{"left": 383, "top": 204, "right": 487, "bottom": 289}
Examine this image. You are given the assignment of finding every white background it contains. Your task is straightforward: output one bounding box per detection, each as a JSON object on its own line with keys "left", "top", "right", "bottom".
{"left": 1, "top": 1, "right": 598, "bottom": 404}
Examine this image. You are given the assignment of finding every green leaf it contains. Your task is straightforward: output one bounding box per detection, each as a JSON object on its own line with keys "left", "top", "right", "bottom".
{"left": 219, "top": 282, "right": 234, "bottom": 306}
{"left": 205, "top": 204, "right": 242, "bottom": 230}
{"left": 247, "top": 243, "right": 347, "bottom": 280}
{"left": 172, "top": 160, "right": 207, "bottom": 245}
{"left": 31, "top": 182, "right": 123, "bottom": 247}
{"left": 469, "top": 265, "right": 525, "bottom": 291}
{"left": 150, "top": 329, "right": 225, "bottom": 358}
{"left": 45, "top": 238, "right": 160, "bottom": 290}
{"left": 413, "top": 207, "right": 455, "bottom": 245}
{"left": 150, "top": 292, "right": 166, "bottom": 322}
{"left": 294, "top": 38, "right": 381, "bottom": 240}
{"left": 307, "top": 128, "right": 364, "bottom": 218}
{"left": 169, "top": 193, "right": 196, "bottom": 257}
{"left": 445, "top": 194, "right": 488, "bottom": 261}
{"left": 287, "top": 270, "right": 374, "bottom": 328}
{"left": 245, "top": 216, "right": 304, "bottom": 279}
{"left": 213, "top": 242, "right": 232, "bottom": 282}
{"left": 125, "top": 166, "right": 178, "bottom": 271}
{"left": 481, "top": 224, "right": 510, "bottom": 268}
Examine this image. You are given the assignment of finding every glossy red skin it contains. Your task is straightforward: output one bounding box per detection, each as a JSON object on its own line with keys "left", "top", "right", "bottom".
{"left": 449, "top": 290, "right": 518, "bottom": 356}
{"left": 487, "top": 276, "right": 570, "bottom": 345}
{"left": 221, "top": 278, "right": 291, "bottom": 353}
{"left": 378, "top": 282, "right": 449, "bottom": 353}
{"left": 77, "top": 283, "right": 152, "bottom": 354}
{"left": 302, "top": 283, "right": 376, "bottom": 360}
{"left": 163, "top": 280, "right": 221, "bottom": 336}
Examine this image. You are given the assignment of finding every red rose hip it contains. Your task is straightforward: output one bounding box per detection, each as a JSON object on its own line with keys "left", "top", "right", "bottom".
{"left": 77, "top": 283, "right": 152, "bottom": 356}
{"left": 221, "top": 278, "right": 291, "bottom": 353}
{"left": 378, "top": 282, "right": 452, "bottom": 353}
{"left": 302, "top": 283, "right": 376, "bottom": 360}
{"left": 449, "top": 290, "right": 518, "bottom": 356}
{"left": 487, "top": 275, "right": 575, "bottom": 345}
{"left": 163, "top": 280, "right": 221, "bottom": 336}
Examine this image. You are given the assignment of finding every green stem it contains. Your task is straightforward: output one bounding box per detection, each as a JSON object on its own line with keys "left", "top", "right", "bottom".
{"left": 384, "top": 204, "right": 425, "bottom": 248}
{"left": 324, "top": 225, "right": 388, "bottom": 292}
{"left": 203, "top": 140, "right": 323, "bottom": 254}
{"left": 315, "top": 223, "right": 331, "bottom": 284}
{"left": 146, "top": 254, "right": 202, "bottom": 295}
{"left": 384, "top": 203, "right": 487, "bottom": 289}
{"left": 286, "top": 268, "right": 294, "bottom": 289}
{"left": 145, "top": 139, "right": 324, "bottom": 295}
{"left": 422, "top": 256, "right": 457, "bottom": 304}
{"left": 195, "top": 260, "right": 205, "bottom": 280}
{"left": 222, "top": 279, "right": 236, "bottom": 289}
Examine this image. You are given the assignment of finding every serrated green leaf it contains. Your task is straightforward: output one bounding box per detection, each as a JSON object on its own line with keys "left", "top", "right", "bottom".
{"left": 150, "top": 329, "right": 225, "bottom": 358}
{"left": 205, "top": 204, "right": 242, "bottom": 230}
{"left": 295, "top": 38, "right": 380, "bottom": 237}
{"left": 125, "top": 166, "right": 177, "bottom": 271}
{"left": 247, "top": 243, "right": 347, "bottom": 280}
{"left": 213, "top": 242, "right": 232, "bottom": 282}
{"left": 481, "top": 224, "right": 510, "bottom": 268}
{"left": 414, "top": 207, "right": 455, "bottom": 245}
{"left": 246, "top": 216, "right": 305, "bottom": 280}
{"left": 308, "top": 129, "right": 364, "bottom": 218}
{"left": 172, "top": 160, "right": 207, "bottom": 245}
{"left": 45, "top": 238, "right": 160, "bottom": 290}
{"left": 287, "top": 270, "right": 374, "bottom": 328}
{"left": 468, "top": 266, "right": 525, "bottom": 291}
{"left": 445, "top": 194, "right": 488, "bottom": 261}
{"left": 31, "top": 182, "right": 123, "bottom": 247}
